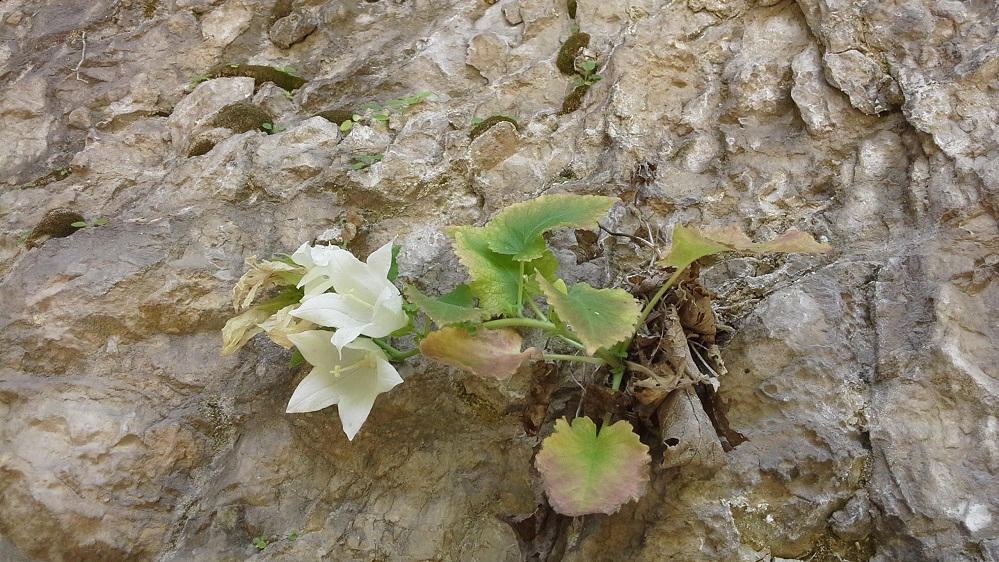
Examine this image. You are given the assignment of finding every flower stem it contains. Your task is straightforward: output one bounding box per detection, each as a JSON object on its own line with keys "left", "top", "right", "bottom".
{"left": 372, "top": 338, "right": 421, "bottom": 361}
{"left": 481, "top": 317, "right": 557, "bottom": 332}
{"left": 542, "top": 353, "right": 607, "bottom": 366}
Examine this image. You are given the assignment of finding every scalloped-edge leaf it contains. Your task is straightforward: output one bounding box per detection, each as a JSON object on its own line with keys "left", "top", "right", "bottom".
{"left": 404, "top": 284, "right": 490, "bottom": 325}
{"left": 658, "top": 224, "right": 832, "bottom": 272}
{"left": 484, "top": 194, "right": 617, "bottom": 261}
{"left": 419, "top": 327, "right": 542, "bottom": 380}
{"left": 451, "top": 225, "right": 558, "bottom": 315}
{"left": 535, "top": 417, "right": 650, "bottom": 516}
{"left": 538, "top": 275, "right": 641, "bottom": 355}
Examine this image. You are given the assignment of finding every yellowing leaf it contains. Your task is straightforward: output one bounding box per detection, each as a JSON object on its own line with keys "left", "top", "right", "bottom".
{"left": 420, "top": 327, "right": 542, "bottom": 380}
{"left": 483, "top": 194, "right": 616, "bottom": 261}
{"left": 451, "top": 225, "right": 557, "bottom": 315}
{"left": 220, "top": 307, "right": 273, "bottom": 355}
{"left": 659, "top": 224, "right": 832, "bottom": 272}
{"left": 535, "top": 417, "right": 650, "bottom": 516}
{"left": 537, "top": 275, "right": 641, "bottom": 355}
{"left": 404, "top": 284, "right": 489, "bottom": 325}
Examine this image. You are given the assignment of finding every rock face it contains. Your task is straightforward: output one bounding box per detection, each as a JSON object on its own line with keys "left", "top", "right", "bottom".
{"left": 0, "top": 0, "right": 996, "bottom": 560}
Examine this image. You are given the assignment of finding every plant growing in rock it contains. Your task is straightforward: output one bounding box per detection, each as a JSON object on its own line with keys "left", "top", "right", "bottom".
{"left": 222, "top": 194, "right": 830, "bottom": 516}
{"left": 350, "top": 154, "right": 384, "bottom": 170}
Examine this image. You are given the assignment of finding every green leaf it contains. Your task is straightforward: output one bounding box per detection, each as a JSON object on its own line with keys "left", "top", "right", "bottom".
{"left": 537, "top": 275, "right": 641, "bottom": 355}
{"left": 340, "top": 120, "right": 353, "bottom": 132}
{"left": 71, "top": 221, "right": 86, "bottom": 228}
{"left": 483, "top": 193, "right": 616, "bottom": 261}
{"left": 92, "top": 218, "right": 108, "bottom": 226}
{"left": 387, "top": 244, "right": 401, "bottom": 282}
{"left": 373, "top": 113, "right": 390, "bottom": 121}
{"left": 404, "top": 284, "right": 490, "bottom": 325}
{"left": 419, "top": 327, "right": 541, "bottom": 380}
{"left": 451, "top": 225, "right": 558, "bottom": 315}
{"left": 659, "top": 224, "right": 833, "bottom": 272}
{"left": 535, "top": 417, "right": 650, "bottom": 516}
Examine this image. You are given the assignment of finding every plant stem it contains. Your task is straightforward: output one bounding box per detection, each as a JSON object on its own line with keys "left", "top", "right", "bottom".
{"left": 372, "top": 339, "right": 421, "bottom": 361}
{"left": 481, "top": 317, "right": 557, "bottom": 331}
{"left": 526, "top": 295, "right": 547, "bottom": 321}
{"left": 542, "top": 353, "right": 607, "bottom": 366}
{"left": 636, "top": 267, "right": 686, "bottom": 329}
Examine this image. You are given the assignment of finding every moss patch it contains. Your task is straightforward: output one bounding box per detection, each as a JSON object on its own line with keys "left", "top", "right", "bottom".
{"left": 210, "top": 103, "right": 273, "bottom": 133}
{"left": 210, "top": 64, "right": 306, "bottom": 92}
{"left": 469, "top": 115, "right": 520, "bottom": 141}
{"left": 567, "top": 0, "right": 577, "bottom": 18}
{"left": 24, "top": 208, "right": 86, "bottom": 249}
{"left": 316, "top": 109, "right": 357, "bottom": 128}
{"left": 556, "top": 32, "right": 590, "bottom": 75}
{"left": 559, "top": 85, "right": 590, "bottom": 115}
{"left": 187, "top": 137, "right": 218, "bottom": 157}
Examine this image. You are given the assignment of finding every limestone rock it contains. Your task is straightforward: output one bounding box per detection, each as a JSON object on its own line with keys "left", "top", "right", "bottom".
{"left": 823, "top": 49, "right": 903, "bottom": 115}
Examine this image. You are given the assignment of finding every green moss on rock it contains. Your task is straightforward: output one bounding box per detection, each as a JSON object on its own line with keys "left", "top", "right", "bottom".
{"left": 25, "top": 208, "right": 86, "bottom": 249}
{"left": 469, "top": 115, "right": 520, "bottom": 141}
{"left": 567, "top": 0, "right": 577, "bottom": 18}
{"left": 210, "top": 64, "right": 306, "bottom": 92}
{"left": 210, "top": 103, "right": 273, "bottom": 133}
{"left": 316, "top": 109, "right": 357, "bottom": 128}
{"left": 559, "top": 84, "right": 590, "bottom": 115}
{"left": 187, "top": 137, "right": 218, "bottom": 157}
{"left": 556, "top": 32, "right": 590, "bottom": 75}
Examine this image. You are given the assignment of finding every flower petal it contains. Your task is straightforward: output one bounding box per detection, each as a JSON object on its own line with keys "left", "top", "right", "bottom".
{"left": 366, "top": 240, "right": 395, "bottom": 279}
{"left": 285, "top": 366, "right": 343, "bottom": 413}
{"left": 287, "top": 330, "right": 339, "bottom": 371}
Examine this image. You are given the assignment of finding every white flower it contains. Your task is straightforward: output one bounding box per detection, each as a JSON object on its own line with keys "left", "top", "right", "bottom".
{"left": 286, "top": 330, "right": 403, "bottom": 440}
{"left": 290, "top": 241, "right": 408, "bottom": 350}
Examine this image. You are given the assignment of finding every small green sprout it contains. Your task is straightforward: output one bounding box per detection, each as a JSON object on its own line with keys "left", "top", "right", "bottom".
{"left": 351, "top": 154, "right": 384, "bottom": 170}
{"left": 70, "top": 218, "right": 108, "bottom": 229}
{"left": 261, "top": 122, "right": 285, "bottom": 134}
{"left": 285, "top": 529, "right": 300, "bottom": 541}
{"left": 251, "top": 535, "right": 273, "bottom": 550}
{"left": 572, "top": 59, "right": 602, "bottom": 88}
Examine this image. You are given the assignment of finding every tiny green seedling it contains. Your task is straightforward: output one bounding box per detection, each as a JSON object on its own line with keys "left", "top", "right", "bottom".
{"left": 351, "top": 154, "right": 384, "bottom": 170}
{"left": 285, "top": 530, "right": 299, "bottom": 541}
{"left": 261, "top": 122, "right": 285, "bottom": 134}
{"left": 251, "top": 535, "right": 274, "bottom": 550}
{"left": 572, "top": 59, "right": 602, "bottom": 88}
{"left": 70, "top": 218, "right": 108, "bottom": 229}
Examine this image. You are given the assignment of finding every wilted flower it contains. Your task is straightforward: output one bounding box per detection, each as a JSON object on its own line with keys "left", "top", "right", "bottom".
{"left": 290, "top": 241, "right": 408, "bottom": 350}
{"left": 286, "top": 330, "right": 403, "bottom": 440}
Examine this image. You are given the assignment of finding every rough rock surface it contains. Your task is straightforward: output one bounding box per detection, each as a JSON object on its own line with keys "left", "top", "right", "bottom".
{"left": 0, "top": 0, "right": 997, "bottom": 560}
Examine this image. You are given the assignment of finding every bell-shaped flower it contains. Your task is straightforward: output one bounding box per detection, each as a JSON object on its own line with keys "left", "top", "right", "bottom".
{"left": 286, "top": 330, "right": 403, "bottom": 440}
{"left": 290, "top": 241, "right": 408, "bottom": 349}
{"left": 291, "top": 243, "right": 346, "bottom": 297}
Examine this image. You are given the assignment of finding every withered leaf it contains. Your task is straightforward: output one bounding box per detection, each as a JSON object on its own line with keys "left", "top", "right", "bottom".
{"left": 657, "top": 387, "right": 726, "bottom": 472}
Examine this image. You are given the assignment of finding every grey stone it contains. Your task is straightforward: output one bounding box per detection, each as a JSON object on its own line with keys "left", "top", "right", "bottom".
{"left": 823, "top": 49, "right": 904, "bottom": 114}
{"left": 268, "top": 12, "right": 317, "bottom": 49}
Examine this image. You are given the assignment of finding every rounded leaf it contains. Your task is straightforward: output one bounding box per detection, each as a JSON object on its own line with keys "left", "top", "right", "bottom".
{"left": 535, "top": 417, "right": 650, "bottom": 516}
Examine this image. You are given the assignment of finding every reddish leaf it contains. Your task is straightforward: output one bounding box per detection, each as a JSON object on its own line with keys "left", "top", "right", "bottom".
{"left": 419, "top": 327, "right": 541, "bottom": 380}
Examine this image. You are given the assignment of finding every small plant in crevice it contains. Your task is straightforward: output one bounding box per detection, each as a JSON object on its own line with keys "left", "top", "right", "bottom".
{"left": 335, "top": 92, "right": 435, "bottom": 133}
{"left": 222, "top": 193, "right": 831, "bottom": 517}
{"left": 572, "top": 59, "right": 602, "bottom": 88}
{"left": 208, "top": 63, "right": 307, "bottom": 92}
{"left": 261, "top": 122, "right": 285, "bottom": 134}
{"left": 351, "top": 154, "right": 384, "bottom": 170}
